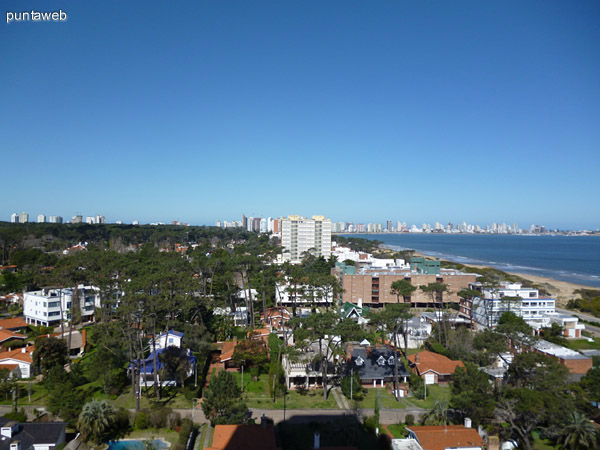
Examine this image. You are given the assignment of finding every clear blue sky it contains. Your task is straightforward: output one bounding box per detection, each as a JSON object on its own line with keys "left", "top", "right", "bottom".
{"left": 2, "top": 0, "right": 599, "bottom": 229}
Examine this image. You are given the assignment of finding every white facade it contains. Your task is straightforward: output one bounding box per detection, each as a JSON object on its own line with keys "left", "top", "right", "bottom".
{"left": 37, "top": 214, "right": 46, "bottom": 223}
{"left": 49, "top": 215, "right": 63, "bottom": 223}
{"left": 275, "top": 281, "right": 333, "bottom": 307}
{"left": 10, "top": 213, "right": 18, "bottom": 223}
{"left": 19, "top": 212, "right": 29, "bottom": 223}
{"left": 24, "top": 285, "right": 99, "bottom": 327}
{"left": 149, "top": 330, "right": 183, "bottom": 350}
{"left": 281, "top": 215, "right": 332, "bottom": 263}
{"left": 472, "top": 283, "right": 556, "bottom": 329}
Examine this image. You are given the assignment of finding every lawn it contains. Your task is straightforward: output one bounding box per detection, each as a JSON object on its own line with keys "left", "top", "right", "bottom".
{"left": 229, "top": 372, "right": 339, "bottom": 409}
{"left": 563, "top": 337, "right": 600, "bottom": 351}
{"left": 117, "top": 429, "right": 180, "bottom": 445}
{"left": 112, "top": 386, "right": 197, "bottom": 410}
{"left": 400, "top": 384, "right": 451, "bottom": 410}
{"left": 356, "top": 388, "right": 405, "bottom": 410}
{"left": 385, "top": 423, "right": 408, "bottom": 438}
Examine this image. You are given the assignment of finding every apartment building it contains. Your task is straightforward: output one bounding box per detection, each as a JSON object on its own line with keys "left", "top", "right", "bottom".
{"left": 24, "top": 286, "right": 100, "bottom": 327}
{"left": 280, "top": 215, "right": 332, "bottom": 263}
{"left": 340, "top": 264, "right": 477, "bottom": 308}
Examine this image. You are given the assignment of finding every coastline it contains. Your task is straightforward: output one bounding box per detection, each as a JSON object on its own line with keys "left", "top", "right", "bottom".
{"left": 379, "top": 247, "right": 596, "bottom": 307}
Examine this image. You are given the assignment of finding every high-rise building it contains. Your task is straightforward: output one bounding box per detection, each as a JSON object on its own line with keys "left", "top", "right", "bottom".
{"left": 72, "top": 215, "right": 83, "bottom": 224}
{"left": 281, "top": 215, "right": 332, "bottom": 263}
{"left": 49, "top": 216, "right": 63, "bottom": 224}
{"left": 10, "top": 213, "right": 19, "bottom": 223}
{"left": 242, "top": 214, "right": 248, "bottom": 230}
{"left": 37, "top": 214, "right": 46, "bottom": 223}
{"left": 96, "top": 215, "right": 106, "bottom": 224}
{"left": 19, "top": 212, "right": 29, "bottom": 223}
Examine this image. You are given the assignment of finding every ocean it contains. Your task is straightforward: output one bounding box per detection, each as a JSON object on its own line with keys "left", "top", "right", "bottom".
{"left": 341, "top": 234, "right": 600, "bottom": 288}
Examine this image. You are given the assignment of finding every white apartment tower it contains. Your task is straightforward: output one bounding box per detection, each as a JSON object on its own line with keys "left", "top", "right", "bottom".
{"left": 281, "top": 215, "right": 332, "bottom": 263}
{"left": 37, "top": 214, "right": 46, "bottom": 223}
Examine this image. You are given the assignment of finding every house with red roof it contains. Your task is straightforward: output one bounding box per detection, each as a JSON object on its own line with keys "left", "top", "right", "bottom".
{"left": 0, "top": 345, "right": 34, "bottom": 378}
{"left": 404, "top": 425, "right": 485, "bottom": 450}
{"left": 407, "top": 351, "right": 464, "bottom": 384}
{"left": 205, "top": 424, "right": 279, "bottom": 450}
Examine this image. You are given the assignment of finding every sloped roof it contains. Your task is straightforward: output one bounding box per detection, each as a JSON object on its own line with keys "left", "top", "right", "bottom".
{"left": 407, "top": 351, "right": 464, "bottom": 376}
{"left": 348, "top": 346, "right": 410, "bottom": 380}
{"left": 408, "top": 425, "right": 484, "bottom": 450}
{"left": 0, "top": 421, "right": 67, "bottom": 450}
{"left": 205, "top": 424, "right": 278, "bottom": 450}
{"left": 0, "top": 346, "right": 34, "bottom": 365}
{"left": 340, "top": 302, "right": 370, "bottom": 319}
{"left": 0, "top": 317, "right": 28, "bottom": 330}
{"left": 220, "top": 338, "right": 237, "bottom": 363}
{"left": 0, "top": 330, "right": 26, "bottom": 343}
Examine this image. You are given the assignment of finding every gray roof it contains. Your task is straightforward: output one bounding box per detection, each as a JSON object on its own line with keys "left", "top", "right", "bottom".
{"left": 347, "top": 346, "right": 410, "bottom": 380}
{"left": 0, "top": 421, "right": 66, "bottom": 450}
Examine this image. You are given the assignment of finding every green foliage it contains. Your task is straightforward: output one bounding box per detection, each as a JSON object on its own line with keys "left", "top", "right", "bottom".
{"left": 178, "top": 418, "right": 194, "bottom": 445}
{"left": 556, "top": 411, "right": 599, "bottom": 450}
{"left": 233, "top": 339, "right": 269, "bottom": 374}
{"left": 409, "top": 373, "right": 425, "bottom": 400}
{"left": 3, "top": 409, "right": 27, "bottom": 422}
{"left": 134, "top": 411, "right": 148, "bottom": 430}
{"left": 340, "top": 370, "right": 364, "bottom": 401}
{"left": 567, "top": 289, "right": 600, "bottom": 318}
{"left": 581, "top": 366, "right": 600, "bottom": 404}
{"left": 46, "top": 367, "right": 88, "bottom": 426}
{"left": 201, "top": 370, "right": 249, "bottom": 425}
{"left": 33, "top": 337, "right": 69, "bottom": 378}
{"left": 159, "top": 346, "right": 193, "bottom": 388}
{"left": 404, "top": 414, "right": 415, "bottom": 426}
{"left": 333, "top": 236, "right": 382, "bottom": 253}
{"left": 450, "top": 363, "right": 496, "bottom": 426}
{"left": 77, "top": 399, "right": 117, "bottom": 444}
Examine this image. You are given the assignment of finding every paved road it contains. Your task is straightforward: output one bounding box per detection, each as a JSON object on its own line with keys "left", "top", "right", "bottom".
{"left": 249, "top": 407, "right": 425, "bottom": 425}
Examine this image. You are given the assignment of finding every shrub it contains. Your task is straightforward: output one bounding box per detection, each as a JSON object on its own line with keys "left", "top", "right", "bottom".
{"left": 134, "top": 411, "right": 148, "bottom": 430}
{"left": 167, "top": 411, "right": 181, "bottom": 430}
{"left": 4, "top": 409, "right": 27, "bottom": 422}
{"left": 363, "top": 416, "right": 377, "bottom": 434}
{"left": 178, "top": 418, "right": 193, "bottom": 444}
{"left": 340, "top": 371, "right": 364, "bottom": 401}
{"left": 405, "top": 414, "right": 415, "bottom": 426}
{"left": 147, "top": 407, "right": 172, "bottom": 429}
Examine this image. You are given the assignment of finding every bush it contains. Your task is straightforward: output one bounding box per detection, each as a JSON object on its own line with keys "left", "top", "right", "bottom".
{"left": 178, "top": 418, "right": 193, "bottom": 444}
{"left": 363, "top": 416, "right": 377, "bottom": 435}
{"left": 340, "top": 371, "right": 364, "bottom": 401}
{"left": 134, "top": 411, "right": 148, "bottom": 430}
{"left": 405, "top": 414, "right": 415, "bottom": 426}
{"left": 147, "top": 407, "right": 172, "bottom": 429}
{"left": 3, "top": 409, "right": 27, "bottom": 422}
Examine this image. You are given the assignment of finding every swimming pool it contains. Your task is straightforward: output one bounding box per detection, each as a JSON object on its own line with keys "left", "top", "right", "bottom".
{"left": 105, "top": 439, "right": 169, "bottom": 450}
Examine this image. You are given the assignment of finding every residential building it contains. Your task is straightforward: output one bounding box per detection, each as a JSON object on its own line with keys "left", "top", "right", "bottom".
{"left": 37, "top": 214, "right": 46, "bottom": 223}
{"left": 461, "top": 282, "right": 582, "bottom": 333}
{"left": 407, "top": 350, "right": 465, "bottom": 384}
{"left": 275, "top": 281, "right": 334, "bottom": 308}
{"left": 0, "top": 345, "right": 34, "bottom": 378}
{"left": 10, "top": 213, "right": 18, "bottom": 223}
{"left": 405, "top": 425, "right": 485, "bottom": 450}
{"left": 49, "top": 215, "right": 63, "bottom": 224}
{"left": 205, "top": 424, "right": 278, "bottom": 450}
{"left": 280, "top": 215, "right": 332, "bottom": 263}
{"left": 72, "top": 215, "right": 83, "bottom": 224}
{"left": 0, "top": 419, "right": 66, "bottom": 450}
{"left": 149, "top": 330, "right": 184, "bottom": 350}
{"left": 260, "top": 307, "right": 292, "bottom": 330}
{"left": 283, "top": 339, "right": 336, "bottom": 389}
{"left": 19, "top": 212, "right": 28, "bottom": 223}
{"left": 23, "top": 285, "right": 99, "bottom": 326}
{"left": 345, "top": 343, "right": 411, "bottom": 390}
{"left": 531, "top": 339, "right": 592, "bottom": 375}
{"left": 339, "top": 261, "right": 477, "bottom": 308}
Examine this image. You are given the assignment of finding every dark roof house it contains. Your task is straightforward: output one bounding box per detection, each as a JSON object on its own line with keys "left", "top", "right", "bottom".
{"left": 346, "top": 344, "right": 410, "bottom": 386}
{"left": 0, "top": 418, "right": 66, "bottom": 450}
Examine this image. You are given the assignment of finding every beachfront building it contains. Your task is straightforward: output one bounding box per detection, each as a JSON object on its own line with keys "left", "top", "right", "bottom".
{"left": 461, "top": 282, "right": 583, "bottom": 336}
{"left": 338, "top": 258, "right": 477, "bottom": 308}
{"left": 23, "top": 286, "right": 100, "bottom": 326}
{"left": 280, "top": 215, "right": 332, "bottom": 263}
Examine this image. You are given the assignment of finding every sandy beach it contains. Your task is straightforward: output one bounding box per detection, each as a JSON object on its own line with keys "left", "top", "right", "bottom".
{"left": 383, "top": 248, "right": 596, "bottom": 307}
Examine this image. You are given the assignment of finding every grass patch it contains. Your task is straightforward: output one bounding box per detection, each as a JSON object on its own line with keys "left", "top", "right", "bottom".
{"left": 401, "top": 384, "right": 451, "bottom": 410}
{"left": 117, "top": 428, "right": 180, "bottom": 445}
{"left": 356, "top": 388, "right": 405, "bottom": 410}
{"left": 112, "top": 385, "right": 196, "bottom": 410}
{"left": 563, "top": 337, "right": 600, "bottom": 351}
{"left": 386, "top": 423, "right": 408, "bottom": 438}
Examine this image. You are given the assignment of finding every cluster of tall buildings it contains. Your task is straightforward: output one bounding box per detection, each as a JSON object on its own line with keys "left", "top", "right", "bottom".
{"left": 332, "top": 220, "right": 535, "bottom": 234}
{"left": 9, "top": 212, "right": 106, "bottom": 225}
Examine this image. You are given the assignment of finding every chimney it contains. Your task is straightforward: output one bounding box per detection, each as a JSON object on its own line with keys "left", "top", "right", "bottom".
{"left": 358, "top": 298, "right": 362, "bottom": 308}
{"left": 415, "top": 353, "right": 419, "bottom": 362}
{"left": 10, "top": 440, "right": 20, "bottom": 450}
{"left": 313, "top": 432, "right": 320, "bottom": 449}
{"left": 464, "top": 417, "right": 472, "bottom": 428}
{"left": 260, "top": 414, "right": 267, "bottom": 428}
{"left": 21, "top": 347, "right": 26, "bottom": 353}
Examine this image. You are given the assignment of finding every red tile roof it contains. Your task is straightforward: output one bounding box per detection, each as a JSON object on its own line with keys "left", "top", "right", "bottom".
{"left": 205, "top": 424, "right": 278, "bottom": 450}
{"left": 220, "top": 338, "right": 238, "bottom": 363}
{"left": 408, "top": 425, "right": 485, "bottom": 450}
{"left": 407, "top": 351, "right": 464, "bottom": 376}
{"left": 0, "top": 345, "right": 34, "bottom": 365}
{"left": 0, "top": 317, "right": 28, "bottom": 331}
{"left": 0, "top": 330, "right": 26, "bottom": 343}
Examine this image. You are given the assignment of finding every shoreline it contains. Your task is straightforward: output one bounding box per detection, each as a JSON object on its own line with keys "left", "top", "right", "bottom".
{"left": 378, "top": 247, "right": 597, "bottom": 307}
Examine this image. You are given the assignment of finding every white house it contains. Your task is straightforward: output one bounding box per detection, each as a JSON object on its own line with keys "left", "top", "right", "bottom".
{"left": 275, "top": 281, "right": 333, "bottom": 307}
{"left": 0, "top": 346, "right": 34, "bottom": 379}
{"left": 24, "top": 285, "right": 100, "bottom": 327}
{"left": 149, "top": 330, "right": 184, "bottom": 350}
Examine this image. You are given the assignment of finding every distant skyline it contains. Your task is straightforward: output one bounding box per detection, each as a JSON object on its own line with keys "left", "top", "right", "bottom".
{"left": 2, "top": 1, "right": 599, "bottom": 229}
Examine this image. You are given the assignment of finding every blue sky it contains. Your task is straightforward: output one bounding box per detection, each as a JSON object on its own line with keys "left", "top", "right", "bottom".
{"left": 2, "top": 0, "right": 599, "bottom": 229}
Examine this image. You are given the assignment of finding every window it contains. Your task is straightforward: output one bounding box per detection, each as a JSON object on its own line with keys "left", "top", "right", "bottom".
{"left": 388, "top": 356, "right": 395, "bottom": 365}
{"left": 377, "top": 356, "right": 386, "bottom": 366}
{"left": 355, "top": 356, "right": 364, "bottom": 366}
